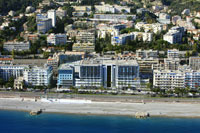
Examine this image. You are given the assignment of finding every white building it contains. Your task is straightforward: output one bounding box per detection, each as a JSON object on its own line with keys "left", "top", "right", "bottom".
{"left": 153, "top": 69, "right": 185, "bottom": 89}
{"left": 47, "top": 33, "right": 67, "bottom": 45}
{"left": 23, "top": 64, "right": 53, "bottom": 87}
{"left": 3, "top": 41, "right": 30, "bottom": 52}
{"left": 135, "top": 22, "right": 165, "bottom": 33}
{"left": 112, "top": 32, "right": 153, "bottom": 45}
{"left": 157, "top": 13, "right": 171, "bottom": 24}
{"left": 136, "top": 49, "right": 158, "bottom": 59}
{"left": 48, "top": 10, "right": 56, "bottom": 27}
{"left": 154, "top": 68, "right": 200, "bottom": 90}
{"left": 163, "top": 26, "right": 184, "bottom": 44}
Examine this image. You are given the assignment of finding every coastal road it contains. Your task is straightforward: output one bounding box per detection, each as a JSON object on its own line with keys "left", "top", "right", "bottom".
{"left": 0, "top": 91, "right": 200, "bottom": 103}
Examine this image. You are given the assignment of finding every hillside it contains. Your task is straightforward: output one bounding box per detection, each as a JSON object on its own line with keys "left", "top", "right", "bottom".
{"left": 161, "top": 0, "right": 200, "bottom": 15}
{"left": 0, "top": 0, "right": 42, "bottom": 15}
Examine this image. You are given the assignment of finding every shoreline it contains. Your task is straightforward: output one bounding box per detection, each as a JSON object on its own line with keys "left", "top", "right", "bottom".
{"left": 0, "top": 98, "right": 200, "bottom": 118}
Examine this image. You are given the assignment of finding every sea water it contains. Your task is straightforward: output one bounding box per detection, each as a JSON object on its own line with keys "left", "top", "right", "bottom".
{"left": 0, "top": 110, "right": 200, "bottom": 133}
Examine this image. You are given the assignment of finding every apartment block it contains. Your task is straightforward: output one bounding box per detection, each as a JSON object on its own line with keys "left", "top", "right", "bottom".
{"left": 76, "top": 31, "right": 95, "bottom": 43}
{"left": 3, "top": 41, "right": 30, "bottom": 52}
{"left": 0, "top": 65, "right": 28, "bottom": 81}
{"left": 136, "top": 49, "right": 159, "bottom": 59}
{"left": 93, "top": 14, "right": 136, "bottom": 22}
{"left": 72, "top": 42, "right": 95, "bottom": 53}
{"left": 164, "top": 58, "right": 180, "bottom": 70}
{"left": 189, "top": 56, "right": 200, "bottom": 70}
{"left": 163, "top": 26, "right": 184, "bottom": 44}
{"left": 23, "top": 64, "right": 53, "bottom": 86}
{"left": 37, "top": 18, "right": 52, "bottom": 33}
{"left": 47, "top": 33, "right": 67, "bottom": 45}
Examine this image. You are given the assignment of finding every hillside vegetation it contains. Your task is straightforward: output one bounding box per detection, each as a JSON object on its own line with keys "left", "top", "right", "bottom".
{"left": 161, "top": 0, "right": 200, "bottom": 15}
{"left": 0, "top": 0, "right": 42, "bottom": 15}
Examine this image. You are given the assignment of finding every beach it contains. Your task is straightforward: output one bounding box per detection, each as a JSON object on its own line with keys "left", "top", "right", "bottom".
{"left": 0, "top": 97, "right": 200, "bottom": 118}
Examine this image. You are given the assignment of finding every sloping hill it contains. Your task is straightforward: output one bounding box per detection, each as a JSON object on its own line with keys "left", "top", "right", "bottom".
{"left": 0, "top": 0, "right": 42, "bottom": 15}
{"left": 161, "top": 0, "right": 200, "bottom": 15}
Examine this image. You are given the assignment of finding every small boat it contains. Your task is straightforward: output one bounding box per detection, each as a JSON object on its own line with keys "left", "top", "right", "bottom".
{"left": 30, "top": 109, "right": 42, "bottom": 115}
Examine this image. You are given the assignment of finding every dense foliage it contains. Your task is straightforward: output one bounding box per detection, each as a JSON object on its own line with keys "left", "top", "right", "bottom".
{"left": 0, "top": 0, "right": 42, "bottom": 15}
{"left": 161, "top": 0, "right": 200, "bottom": 15}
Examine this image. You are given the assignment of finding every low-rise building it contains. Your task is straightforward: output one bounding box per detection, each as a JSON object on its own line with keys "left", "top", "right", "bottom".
{"left": 73, "top": 42, "right": 95, "bottom": 53}
{"left": 112, "top": 32, "right": 153, "bottom": 45}
{"left": 0, "top": 58, "right": 13, "bottom": 65}
{"left": 14, "top": 77, "right": 24, "bottom": 89}
{"left": 136, "top": 49, "right": 158, "bottom": 59}
{"left": 93, "top": 14, "right": 136, "bottom": 22}
{"left": 135, "top": 22, "right": 165, "bottom": 33}
{"left": 3, "top": 41, "right": 30, "bottom": 52}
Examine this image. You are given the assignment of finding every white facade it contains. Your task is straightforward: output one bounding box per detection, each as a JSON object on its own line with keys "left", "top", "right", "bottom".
{"left": 48, "top": 10, "right": 56, "bottom": 27}
{"left": 112, "top": 32, "right": 153, "bottom": 45}
{"left": 153, "top": 70, "right": 185, "bottom": 89}
{"left": 4, "top": 41, "right": 30, "bottom": 52}
{"left": 135, "top": 22, "right": 164, "bottom": 33}
{"left": 136, "top": 49, "right": 158, "bottom": 59}
{"left": 154, "top": 68, "right": 200, "bottom": 89}
{"left": 23, "top": 65, "right": 53, "bottom": 86}
{"left": 47, "top": 33, "right": 67, "bottom": 45}
{"left": 163, "top": 26, "right": 184, "bottom": 44}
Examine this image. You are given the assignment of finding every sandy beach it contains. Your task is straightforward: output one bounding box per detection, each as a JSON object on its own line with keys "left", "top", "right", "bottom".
{"left": 0, "top": 97, "right": 200, "bottom": 118}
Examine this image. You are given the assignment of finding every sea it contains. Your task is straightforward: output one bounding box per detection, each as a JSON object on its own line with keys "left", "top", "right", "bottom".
{"left": 0, "top": 110, "right": 200, "bottom": 133}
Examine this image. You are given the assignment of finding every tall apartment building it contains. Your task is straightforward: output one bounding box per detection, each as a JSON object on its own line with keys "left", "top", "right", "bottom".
{"left": 57, "top": 65, "right": 74, "bottom": 90}
{"left": 47, "top": 10, "right": 56, "bottom": 27}
{"left": 0, "top": 65, "right": 28, "bottom": 81}
{"left": 163, "top": 26, "right": 184, "bottom": 44}
{"left": 37, "top": 18, "right": 52, "bottom": 33}
{"left": 189, "top": 56, "right": 200, "bottom": 70}
{"left": 3, "top": 41, "right": 30, "bottom": 52}
{"left": 57, "top": 58, "right": 141, "bottom": 90}
{"left": 23, "top": 65, "right": 53, "bottom": 86}
{"left": 47, "top": 33, "right": 67, "bottom": 45}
